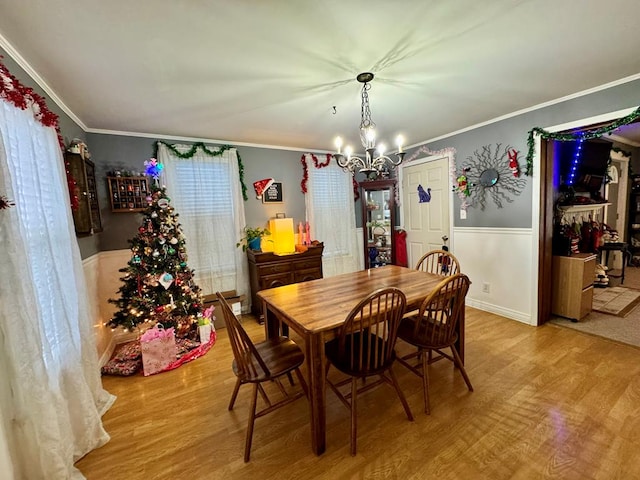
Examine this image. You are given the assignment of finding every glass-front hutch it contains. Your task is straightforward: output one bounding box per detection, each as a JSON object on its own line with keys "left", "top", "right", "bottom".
{"left": 360, "top": 179, "right": 396, "bottom": 268}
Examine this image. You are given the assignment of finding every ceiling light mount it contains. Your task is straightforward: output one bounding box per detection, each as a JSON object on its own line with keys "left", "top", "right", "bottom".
{"left": 333, "top": 72, "right": 405, "bottom": 179}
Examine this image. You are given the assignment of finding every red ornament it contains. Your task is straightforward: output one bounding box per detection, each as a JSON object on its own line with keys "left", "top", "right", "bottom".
{"left": 139, "top": 226, "right": 146, "bottom": 234}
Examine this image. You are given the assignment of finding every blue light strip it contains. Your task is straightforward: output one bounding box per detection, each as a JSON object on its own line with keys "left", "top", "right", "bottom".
{"left": 567, "top": 137, "right": 584, "bottom": 186}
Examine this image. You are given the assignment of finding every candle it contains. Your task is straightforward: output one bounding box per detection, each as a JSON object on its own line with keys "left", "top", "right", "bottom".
{"left": 298, "top": 222, "right": 304, "bottom": 244}
{"left": 305, "top": 221, "right": 311, "bottom": 245}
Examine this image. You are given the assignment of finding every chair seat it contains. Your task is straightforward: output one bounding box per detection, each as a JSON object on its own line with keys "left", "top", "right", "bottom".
{"left": 325, "top": 332, "right": 395, "bottom": 377}
{"left": 232, "top": 336, "right": 305, "bottom": 382}
{"left": 398, "top": 315, "right": 458, "bottom": 350}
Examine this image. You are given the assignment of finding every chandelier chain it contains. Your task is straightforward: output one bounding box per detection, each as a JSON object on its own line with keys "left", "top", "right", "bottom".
{"left": 360, "top": 82, "right": 375, "bottom": 130}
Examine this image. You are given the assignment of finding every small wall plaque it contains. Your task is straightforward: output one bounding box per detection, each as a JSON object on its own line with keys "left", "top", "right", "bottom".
{"left": 262, "top": 182, "right": 283, "bottom": 203}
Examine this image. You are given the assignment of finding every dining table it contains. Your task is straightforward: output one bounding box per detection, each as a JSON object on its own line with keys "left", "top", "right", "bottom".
{"left": 258, "top": 265, "right": 466, "bottom": 455}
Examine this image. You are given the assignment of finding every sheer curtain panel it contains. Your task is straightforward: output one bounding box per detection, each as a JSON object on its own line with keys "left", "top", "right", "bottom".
{"left": 158, "top": 143, "right": 248, "bottom": 298}
{"left": 0, "top": 102, "right": 115, "bottom": 479}
{"left": 304, "top": 154, "right": 360, "bottom": 276}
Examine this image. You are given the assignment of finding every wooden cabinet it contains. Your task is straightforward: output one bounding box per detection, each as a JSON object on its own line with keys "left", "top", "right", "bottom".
{"left": 107, "top": 176, "right": 151, "bottom": 212}
{"left": 247, "top": 244, "right": 324, "bottom": 319}
{"left": 360, "top": 179, "right": 396, "bottom": 268}
{"left": 551, "top": 253, "right": 596, "bottom": 321}
{"left": 65, "top": 152, "right": 102, "bottom": 235}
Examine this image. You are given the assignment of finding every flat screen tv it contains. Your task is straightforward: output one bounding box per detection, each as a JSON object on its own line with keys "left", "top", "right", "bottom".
{"left": 557, "top": 139, "right": 611, "bottom": 195}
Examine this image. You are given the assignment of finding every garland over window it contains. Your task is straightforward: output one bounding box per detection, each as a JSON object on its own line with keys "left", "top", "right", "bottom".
{"left": 154, "top": 141, "right": 248, "bottom": 200}
{"left": 301, "top": 153, "right": 359, "bottom": 200}
{"left": 525, "top": 106, "right": 640, "bottom": 176}
{"left": 0, "top": 56, "right": 79, "bottom": 210}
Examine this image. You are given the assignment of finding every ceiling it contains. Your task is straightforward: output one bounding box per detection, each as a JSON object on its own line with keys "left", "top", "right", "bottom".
{"left": 1, "top": 0, "right": 640, "bottom": 152}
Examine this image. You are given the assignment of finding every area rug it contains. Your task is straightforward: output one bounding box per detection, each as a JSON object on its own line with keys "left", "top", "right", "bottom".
{"left": 592, "top": 286, "right": 640, "bottom": 317}
{"left": 550, "top": 307, "right": 640, "bottom": 349}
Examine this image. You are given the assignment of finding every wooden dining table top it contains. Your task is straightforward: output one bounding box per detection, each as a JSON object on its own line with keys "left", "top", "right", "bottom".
{"left": 257, "top": 265, "right": 446, "bottom": 335}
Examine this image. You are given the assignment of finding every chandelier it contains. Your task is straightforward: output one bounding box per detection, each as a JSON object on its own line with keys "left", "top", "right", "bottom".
{"left": 333, "top": 72, "right": 405, "bottom": 178}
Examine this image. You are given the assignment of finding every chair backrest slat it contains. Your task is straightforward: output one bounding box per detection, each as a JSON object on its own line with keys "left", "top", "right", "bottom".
{"left": 216, "top": 292, "right": 270, "bottom": 378}
{"left": 339, "top": 287, "right": 406, "bottom": 374}
{"left": 415, "top": 249, "right": 460, "bottom": 276}
{"left": 413, "top": 274, "right": 470, "bottom": 347}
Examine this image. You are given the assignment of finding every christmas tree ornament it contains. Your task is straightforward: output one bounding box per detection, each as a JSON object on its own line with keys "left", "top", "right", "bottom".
{"left": 158, "top": 236, "right": 166, "bottom": 244}
{"left": 159, "top": 272, "right": 174, "bottom": 289}
{"left": 158, "top": 198, "right": 169, "bottom": 209}
{"left": 170, "top": 237, "right": 178, "bottom": 245}
{"left": 152, "top": 249, "right": 160, "bottom": 257}
{"left": 168, "top": 247, "right": 176, "bottom": 255}
{"left": 151, "top": 211, "right": 158, "bottom": 218}
{"left": 138, "top": 226, "right": 146, "bottom": 234}
{"left": 131, "top": 255, "right": 141, "bottom": 264}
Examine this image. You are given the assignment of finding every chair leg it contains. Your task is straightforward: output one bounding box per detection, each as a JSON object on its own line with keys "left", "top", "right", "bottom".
{"left": 350, "top": 377, "right": 358, "bottom": 456}
{"left": 257, "top": 384, "right": 271, "bottom": 406}
{"left": 451, "top": 346, "right": 473, "bottom": 392}
{"left": 286, "top": 372, "right": 295, "bottom": 386}
{"left": 387, "top": 366, "right": 414, "bottom": 421}
{"left": 229, "top": 377, "right": 242, "bottom": 410}
{"left": 294, "top": 368, "right": 309, "bottom": 398}
{"left": 422, "top": 349, "right": 431, "bottom": 415}
{"left": 244, "top": 383, "right": 259, "bottom": 462}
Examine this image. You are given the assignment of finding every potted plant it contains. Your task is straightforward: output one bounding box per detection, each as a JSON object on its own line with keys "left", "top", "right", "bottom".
{"left": 236, "top": 226, "right": 271, "bottom": 251}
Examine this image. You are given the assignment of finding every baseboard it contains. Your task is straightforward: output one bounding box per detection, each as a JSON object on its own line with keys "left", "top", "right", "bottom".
{"left": 98, "top": 330, "right": 141, "bottom": 367}
{"left": 466, "top": 298, "right": 534, "bottom": 325}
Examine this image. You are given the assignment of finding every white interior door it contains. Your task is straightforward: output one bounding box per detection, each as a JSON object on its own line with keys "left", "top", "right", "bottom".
{"left": 400, "top": 155, "right": 451, "bottom": 269}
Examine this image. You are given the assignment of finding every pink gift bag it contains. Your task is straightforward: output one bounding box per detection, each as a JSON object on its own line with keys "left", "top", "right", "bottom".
{"left": 140, "top": 324, "right": 177, "bottom": 376}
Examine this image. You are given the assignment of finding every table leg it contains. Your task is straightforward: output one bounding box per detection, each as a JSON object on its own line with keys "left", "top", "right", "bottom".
{"left": 262, "top": 299, "right": 281, "bottom": 339}
{"left": 305, "top": 332, "right": 326, "bottom": 455}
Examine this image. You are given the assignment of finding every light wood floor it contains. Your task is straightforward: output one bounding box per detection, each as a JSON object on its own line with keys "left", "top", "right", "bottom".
{"left": 76, "top": 308, "right": 640, "bottom": 480}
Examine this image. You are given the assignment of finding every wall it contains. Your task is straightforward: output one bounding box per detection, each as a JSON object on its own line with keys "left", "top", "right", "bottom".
{"left": 87, "top": 132, "right": 310, "bottom": 251}
{"left": 403, "top": 78, "right": 640, "bottom": 324}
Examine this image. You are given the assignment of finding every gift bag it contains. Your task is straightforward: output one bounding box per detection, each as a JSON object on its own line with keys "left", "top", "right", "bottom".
{"left": 140, "top": 324, "right": 177, "bottom": 376}
{"left": 198, "top": 322, "right": 213, "bottom": 344}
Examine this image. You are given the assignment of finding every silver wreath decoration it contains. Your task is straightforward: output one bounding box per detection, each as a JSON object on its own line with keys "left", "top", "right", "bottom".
{"left": 463, "top": 143, "right": 526, "bottom": 210}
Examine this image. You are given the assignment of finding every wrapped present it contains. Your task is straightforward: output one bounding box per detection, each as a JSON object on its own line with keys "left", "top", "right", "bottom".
{"left": 140, "top": 324, "right": 177, "bottom": 376}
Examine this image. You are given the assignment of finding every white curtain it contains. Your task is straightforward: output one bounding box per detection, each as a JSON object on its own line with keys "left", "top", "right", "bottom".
{"left": 0, "top": 102, "right": 115, "bottom": 478}
{"left": 158, "top": 143, "right": 248, "bottom": 298}
{"left": 304, "top": 154, "right": 360, "bottom": 276}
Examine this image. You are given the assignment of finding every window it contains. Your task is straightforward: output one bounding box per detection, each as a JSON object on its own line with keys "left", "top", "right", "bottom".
{"left": 304, "top": 155, "right": 360, "bottom": 276}
{"left": 159, "top": 144, "right": 248, "bottom": 296}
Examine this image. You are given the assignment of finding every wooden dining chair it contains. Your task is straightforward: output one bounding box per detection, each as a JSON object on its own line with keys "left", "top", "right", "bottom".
{"left": 325, "top": 287, "right": 414, "bottom": 456}
{"left": 216, "top": 292, "right": 308, "bottom": 462}
{"left": 396, "top": 274, "right": 472, "bottom": 414}
{"left": 414, "top": 249, "right": 460, "bottom": 276}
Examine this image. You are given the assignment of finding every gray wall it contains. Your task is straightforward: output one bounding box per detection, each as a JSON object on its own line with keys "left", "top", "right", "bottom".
{"left": 405, "top": 78, "right": 640, "bottom": 228}
{"left": 87, "top": 133, "right": 308, "bottom": 251}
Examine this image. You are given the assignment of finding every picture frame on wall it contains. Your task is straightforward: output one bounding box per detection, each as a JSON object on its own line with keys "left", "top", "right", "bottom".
{"left": 262, "top": 182, "right": 283, "bottom": 203}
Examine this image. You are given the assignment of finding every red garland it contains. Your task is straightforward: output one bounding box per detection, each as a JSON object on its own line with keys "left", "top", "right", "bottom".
{"left": 300, "top": 153, "right": 358, "bottom": 200}
{"left": 300, "top": 153, "right": 331, "bottom": 193}
{"left": 0, "top": 56, "right": 77, "bottom": 210}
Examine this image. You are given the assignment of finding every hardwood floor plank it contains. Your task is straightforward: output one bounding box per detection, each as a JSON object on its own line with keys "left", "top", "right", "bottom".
{"left": 76, "top": 308, "right": 640, "bottom": 479}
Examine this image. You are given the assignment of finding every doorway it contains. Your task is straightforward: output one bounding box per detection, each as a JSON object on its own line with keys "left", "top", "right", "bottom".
{"left": 536, "top": 107, "right": 640, "bottom": 326}
{"left": 398, "top": 153, "right": 453, "bottom": 268}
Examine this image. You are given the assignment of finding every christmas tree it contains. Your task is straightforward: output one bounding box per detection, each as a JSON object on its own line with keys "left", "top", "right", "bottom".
{"left": 108, "top": 159, "right": 202, "bottom": 338}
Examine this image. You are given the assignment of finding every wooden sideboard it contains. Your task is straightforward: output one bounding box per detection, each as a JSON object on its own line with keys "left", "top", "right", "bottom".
{"left": 551, "top": 253, "right": 596, "bottom": 321}
{"left": 247, "top": 243, "right": 324, "bottom": 320}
